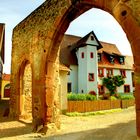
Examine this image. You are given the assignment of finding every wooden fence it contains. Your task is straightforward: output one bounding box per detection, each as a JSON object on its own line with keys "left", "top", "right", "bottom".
{"left": 67, "top": 100, "right": 135, "bottom": 113}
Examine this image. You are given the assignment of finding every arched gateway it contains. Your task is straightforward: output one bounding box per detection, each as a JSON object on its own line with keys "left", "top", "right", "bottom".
{"left": 10, "top": 0, "right": 140, "bottom": 137}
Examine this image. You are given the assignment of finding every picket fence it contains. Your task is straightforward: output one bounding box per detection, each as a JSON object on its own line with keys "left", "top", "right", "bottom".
{"left": 67, "top": 100, "right": 135, "bottom": 112}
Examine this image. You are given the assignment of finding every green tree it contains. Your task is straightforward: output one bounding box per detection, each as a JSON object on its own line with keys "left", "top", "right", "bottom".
{"left": 103, "top": 75, "right": 125, "bottom": 95}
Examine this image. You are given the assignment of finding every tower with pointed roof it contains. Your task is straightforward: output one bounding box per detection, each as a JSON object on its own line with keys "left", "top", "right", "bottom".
{"left": 72, "top": 31, "right": 102, "bottom": 94}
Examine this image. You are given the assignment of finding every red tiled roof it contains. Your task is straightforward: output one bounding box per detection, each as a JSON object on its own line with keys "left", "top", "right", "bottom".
{"left": 59, "top": 34, "right": 80, "bottom": 66}
{"left": 60, "top": 34, "right": 133, "bottom": 70}
{"left": 99, "top": 41, "right": 121, "bottom": 55}
{"left": 2, "top": 74, "right": 10, "bottom": 81}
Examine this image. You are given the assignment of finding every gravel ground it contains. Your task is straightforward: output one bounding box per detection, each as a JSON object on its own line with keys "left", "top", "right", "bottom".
{"left": 0, "top": 100, "right": 137, "bottom": 140}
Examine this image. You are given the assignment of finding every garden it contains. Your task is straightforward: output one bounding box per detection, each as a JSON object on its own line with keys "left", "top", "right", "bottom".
{"left": 67, "top": 75, "right": 135, "bottom": 113}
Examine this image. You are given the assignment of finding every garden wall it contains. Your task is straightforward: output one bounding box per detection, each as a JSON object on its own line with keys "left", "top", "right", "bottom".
{"left": 67, "top": 100, "right": 135, "bottom": 113}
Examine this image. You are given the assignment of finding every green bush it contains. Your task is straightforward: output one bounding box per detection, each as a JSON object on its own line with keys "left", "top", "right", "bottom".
{"left": 67, "top": 93, "right": 78, "bottom": 101}
{"left": 76, "top": 94, "right": 86, "bottom": 100}
{"left": 118, "top": 94, "right": 135, "bottom": 100}
{"left": 67, "top": 93, "right": 96, "bottom": 101}
{"left": 85, "top": 94, "right": 96, "bottom": 100}
{"left": 109, "top": 96, "right": 118, "bottom": 100}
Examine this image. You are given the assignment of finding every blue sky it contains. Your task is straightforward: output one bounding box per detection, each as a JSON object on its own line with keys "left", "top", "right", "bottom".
{"left": 0, "top": 1, "right": 132, "bottom": 74}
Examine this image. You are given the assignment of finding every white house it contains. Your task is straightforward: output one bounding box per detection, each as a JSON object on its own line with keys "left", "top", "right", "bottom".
{"left": 59, "top": 31, "right": 134, "bottom": 96}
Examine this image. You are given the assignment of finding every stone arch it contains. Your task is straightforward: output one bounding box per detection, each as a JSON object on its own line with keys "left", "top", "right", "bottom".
{"left": 18, "top": 60, "right": 32, "bottom": 121}
{"left": 4, "top": 83, "right": 10, "bottom": 98}
{"left": 10, "top": 0, "right": 140, "bottom": 136}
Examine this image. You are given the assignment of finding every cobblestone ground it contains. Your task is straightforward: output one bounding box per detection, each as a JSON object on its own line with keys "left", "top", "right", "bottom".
{"left": 0, "top": 100, "right": 137, "bottom": 140}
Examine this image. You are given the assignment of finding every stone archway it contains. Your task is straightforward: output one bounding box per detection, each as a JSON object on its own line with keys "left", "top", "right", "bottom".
{"left": 10, "top": 0, "right": 140, "bottom": 137}
{"left": 19, "top": 61, "right": 32, "bottom": 121}
{"left": 4, "top": 83, "right": 10, "bottom": 98}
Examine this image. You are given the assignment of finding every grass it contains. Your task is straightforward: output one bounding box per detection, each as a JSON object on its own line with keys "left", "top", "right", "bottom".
{"left": 65, "top": 108, "right": 122, "bottom": 117}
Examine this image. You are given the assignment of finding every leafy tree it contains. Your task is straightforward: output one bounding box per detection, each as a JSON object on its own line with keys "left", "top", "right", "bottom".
{"left": 103, "top": 75, "right": 125, "bottom": 95}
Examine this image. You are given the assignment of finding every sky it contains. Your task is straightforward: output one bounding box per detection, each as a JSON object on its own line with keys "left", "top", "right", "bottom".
{"left": 0, "top": 1, "right": 132, "bottom": 74}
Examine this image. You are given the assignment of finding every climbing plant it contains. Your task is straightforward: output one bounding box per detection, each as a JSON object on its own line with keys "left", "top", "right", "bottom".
{"left": 103, "top": 75, "right": 125, "bottom": 95}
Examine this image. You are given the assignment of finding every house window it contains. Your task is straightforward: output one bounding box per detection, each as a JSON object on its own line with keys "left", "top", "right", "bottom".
{"left": 98, "top": 85, "right": 104, "bottom": 95}
{"left": 120, "top": 69, "right": 126, "bottom": 78}
{"left": 124, "top": 85, "right": 130, "bottom": 93}
{"left": 98, "top": 68, "right": 104, "bottom": 77}
{"left": 109, "top": 55, "right": 115, "bottom": 64}
{"left": 81, "top": 52, "right": 84, "bottom": 58}
{"left": 90, "top": 52, "right": 94, "bottom": 58}
{"left": 67, "top": 83, "right": 72, "bottom": 93}
{"left": 119, "top": 57, "right": 124, "bottom": 64}
{"left": 91, "top": 35, "right": 94, "bottom": 40}
{"left": 132, "top": 72, "right": 135, "bottom": 87}
{"left": 88, "top": 73, "right": 94, "bottom": 81}
{"left": 106, "top": 69, "right": 113, "bottom": 77}
{"left": 98, "top": 53, "right": 102, "bottom": 62}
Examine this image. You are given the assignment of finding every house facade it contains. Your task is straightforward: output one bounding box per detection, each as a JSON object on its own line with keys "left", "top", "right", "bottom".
{"left": 60, "top": 31, "right": 134, "bottom": 95}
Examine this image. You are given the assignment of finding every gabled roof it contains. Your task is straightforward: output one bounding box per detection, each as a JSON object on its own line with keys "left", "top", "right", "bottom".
{"left": 70, "top": 31, "right": 102, "bottom": 51}
{"left": 99, "top": 41, "right": 121, "bottom": 55}
{"left": 59, "top": 34, "right": 80, "bottom": 65}
{"left": 0, "top": 23, "right": 5, "bottom": 63}
{"left": 59, "top": 32, "right": 103, "bottom": 66}
{"left": 60, "top": 33, "right": 133, "bottom": 70}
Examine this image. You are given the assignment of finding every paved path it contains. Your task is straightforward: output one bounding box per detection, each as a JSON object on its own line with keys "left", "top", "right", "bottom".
{"left": 0, "top": 100, "right": 137, "bottom": 140}
{"left": 45, "top": 107, "right": 136, "bottom": 140}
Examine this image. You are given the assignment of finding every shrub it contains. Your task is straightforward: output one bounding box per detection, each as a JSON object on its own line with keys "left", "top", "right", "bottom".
{"left": 109, "top": 96, "right": 118, "bottom": 100}
{"left": 76, "top": 94, "right": 86, "bottom": 101}
{"left": 85, "top": 94, "right": 96, "bottom": 101}
{"left": 67, "top": 93, "right": 96, "bottom": 101}
{"left": 118, "top": 94, "right": 135, "bottom": 100}
{"left": 67, "top": 93, "right": 78, "bottom": 101}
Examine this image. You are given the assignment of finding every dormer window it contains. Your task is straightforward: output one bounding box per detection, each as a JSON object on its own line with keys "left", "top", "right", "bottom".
{"left": 109, "top": 55, "right": 114, "bottom": 64}
{"left": 91, "top": 35, "right": 94, "bottom": 40}
{"left": 98, "top": 53, "right": 102, "bottom": 62}
{"left": 119, "top": 57, "right": 124, "bottom": 64}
